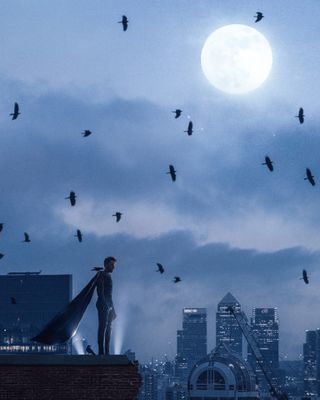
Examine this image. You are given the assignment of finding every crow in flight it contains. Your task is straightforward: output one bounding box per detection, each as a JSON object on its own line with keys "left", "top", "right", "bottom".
{"left": 82, "top": 130, "right": 92, "bottom": 137}
{"left": 295, "top": 108, "right": 304, "bottom": 124}
{"left": 173, "top": 276, "right": 181, "bottom": 283}
{"left": 75, "top": 229, "right": 82, "bottom": 242}
{"left": 65, "top": 191, "right": 77, "bottom": 206}
{"left": 167, "top": 165, "right": 176, "bottom": 182}
{"left": 91, "top": 267, "right": 104, "bottom": 271}
{"left": 184, "top": 121, "right": 193, "bottom": 136}
{"left": 304, "top": 168, "right": 315, "bottom": 186}
{"left": 23, "top": 232, "right": 31, "bottom": 243}
{"left": 118, "top": 15, "right": 128, "bottom": 31}
{"left": 262, "top": 156, "right": 273, "bottom": 171}
{"left": 11, "top": 297, "right": 17, "bottom": 304}
{"left": 112, "top": 212, "right": 122, "bottom": 222}
{"left": 156, "top": 263, "right": 165, "bottom": 274}
{"left": 86, "top": 345, "right": 96, "bottom": 355}
{"left": 10, "top": 102, "right": 20, "bottom": 120}
{"left": 172, "top": 109, "right": 182, "bottom": 119}
{"left": 254, "top": 12, "right": 264, "bottom": 23}
{"left": 301, "top": 269, "right": 309, "bottom": 284}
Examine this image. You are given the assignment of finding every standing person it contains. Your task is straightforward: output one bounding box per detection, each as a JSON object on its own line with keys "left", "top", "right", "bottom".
{"left": 96, "top": 256, "right": 117, "bottom": 355}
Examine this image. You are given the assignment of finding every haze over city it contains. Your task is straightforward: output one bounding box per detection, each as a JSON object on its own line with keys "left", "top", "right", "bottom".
{"left": 0, "top": 1, "right": 319, "bottom": 361}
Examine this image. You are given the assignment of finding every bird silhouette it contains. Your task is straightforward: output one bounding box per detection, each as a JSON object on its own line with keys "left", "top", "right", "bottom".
{"left": 91, "top": 267, "right": 104, "bottom": 271}
{"left": 0, "top": 223, "right": 4, "bottom": 233}
{"left": 10, "top": 102, "right": 20, "bottom": 120}
{"left": 0, "top": 253, "right": 5, "bottom": 260}
{"left": 23, "top": 232, "right": 31, "bottom": 243}
{"left": 295, "top": 108, "right": 304, "bottom": 124}
{"left": 11, "top": 297, "right": 17, "bottom": 305}
{"left": 75, "top": 229, "right": 82, "bottom": 242}
{"left": 112, "top": 212, "right": 122, "bottom": 222}
{"left": 173, "top": 276, "right": 181, "bottom": 283}
{"left": 167, "top": 165, "right": 176, "bottom": 182}
{"left": 172, "top": 109, "right": 182, "bottom": 119}
{"left": 262, "top": 156, "right": 273, "bottom": 171}
{"left": 184, "top": 121, "right": 193, "bottom": 136}
{"left": 86, "top": 345, "right": 96, "bottom": 355}
{"left": 65, "top": 191, "right": 77, "bottom": 206}
{"left": 304, "top": 168, "right": 315, "bottom": 186}
{"left": 82, "top": 130, "right": 92, "bottom": 137}
{"left": 301, "top": 269, "right": 309, "bottom": 284}
{"left": 156, "top": 263, "right": 165, "bottom": 274}
{"left": 118, "top": 15, "right": 128, "bottom": 31}
{"left": 254, "top": 12, "right": 264, "bottom": 23}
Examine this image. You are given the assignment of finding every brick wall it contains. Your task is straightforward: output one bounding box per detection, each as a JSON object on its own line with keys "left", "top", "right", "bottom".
{"left": 0, "top": 355, "right": 141, "bottom": 400}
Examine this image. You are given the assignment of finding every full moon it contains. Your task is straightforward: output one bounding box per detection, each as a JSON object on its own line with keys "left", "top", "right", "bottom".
{"left": 201, "top": 24, "right": 272, "bottom": 94}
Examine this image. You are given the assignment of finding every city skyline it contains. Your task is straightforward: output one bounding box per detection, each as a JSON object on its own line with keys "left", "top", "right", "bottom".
{"left": 0, "top": 1, "right": 319, "bottom": 361}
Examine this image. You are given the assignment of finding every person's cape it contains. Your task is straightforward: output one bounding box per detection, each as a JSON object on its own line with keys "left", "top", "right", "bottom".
{"left": 31, "top": 272, "right": 100, "bottom": 345}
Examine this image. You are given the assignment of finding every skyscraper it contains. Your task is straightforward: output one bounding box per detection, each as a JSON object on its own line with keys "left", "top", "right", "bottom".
{"left": 175, "top": 308, "right": 207, "bottom": 385}
{"left": 303, "top": 329, "right": 320, "bottom": 397}
{"left": 0, "top": 272, "right": 72, "bottom": 354}
{"left": 216, "top": 292, "right": 242, "bottom": 355}
{"left": 247, "top": 308, "right": 279, "bottom": 394}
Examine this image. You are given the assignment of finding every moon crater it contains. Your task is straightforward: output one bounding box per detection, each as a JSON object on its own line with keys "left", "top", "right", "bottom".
{"left": 201, "top": 24, "right": 273, "bottom": 94}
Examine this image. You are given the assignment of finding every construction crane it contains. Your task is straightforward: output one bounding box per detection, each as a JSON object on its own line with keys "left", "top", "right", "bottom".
{"left": 227, "top": 306, "right": 288, "bottom": 400}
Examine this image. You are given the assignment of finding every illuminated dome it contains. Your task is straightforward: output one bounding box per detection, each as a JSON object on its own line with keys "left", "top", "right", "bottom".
{"left": 188, "top": 343, "right": 259, "bottom": 399}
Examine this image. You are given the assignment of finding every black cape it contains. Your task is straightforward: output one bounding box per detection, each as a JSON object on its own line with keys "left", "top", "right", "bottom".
{"left": 31, "top": 273, "right": 100, "bottom": 345}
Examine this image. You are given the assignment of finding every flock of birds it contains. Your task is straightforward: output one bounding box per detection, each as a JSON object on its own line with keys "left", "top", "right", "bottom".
{"left": 5, "top": 12, "right": 313, "bottom": 303}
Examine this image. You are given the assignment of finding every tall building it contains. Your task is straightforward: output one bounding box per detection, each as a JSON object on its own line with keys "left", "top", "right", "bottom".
{"left": 139, "top": 365, "right": 158, "bottom": 400}
{"left": 247, "top": 308, "right": 279, "bottom": 395}
{"left": 0, "top": 272, "right": 72, "bottom": 354}
{"left": 303, "top": 329, "right": 320, "bottom": 397}
{"left": 216, "top": 293, "right": 242, "bottom": 356}
{"left": 175, "top": 308, "right": 207, "bottom": 385}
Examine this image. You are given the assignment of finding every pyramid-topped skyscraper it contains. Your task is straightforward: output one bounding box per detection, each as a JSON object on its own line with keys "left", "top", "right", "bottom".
{"left": 216, "top": 292, "right": 243, "bottom": 356}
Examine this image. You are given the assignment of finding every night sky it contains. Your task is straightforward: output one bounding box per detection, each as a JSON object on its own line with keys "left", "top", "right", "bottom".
{"left": 1, "top": 1, "right": 320, "bottom": 361}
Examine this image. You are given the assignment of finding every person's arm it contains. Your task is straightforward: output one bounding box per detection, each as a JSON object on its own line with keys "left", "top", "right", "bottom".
{"left": 104, "top": 275, "right": 113, "bottom": 309}
{"left": 96, "top": 272, "right": 106, "bottom": 303}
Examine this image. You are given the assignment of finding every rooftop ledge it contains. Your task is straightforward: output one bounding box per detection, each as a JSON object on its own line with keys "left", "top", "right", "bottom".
{"left": 0, "top": 354, "right": 133, "bottom": 365}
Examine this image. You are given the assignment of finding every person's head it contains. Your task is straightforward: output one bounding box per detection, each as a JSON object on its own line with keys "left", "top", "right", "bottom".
{"left": 104, "top": 256, "right": 117, "bottom": 273}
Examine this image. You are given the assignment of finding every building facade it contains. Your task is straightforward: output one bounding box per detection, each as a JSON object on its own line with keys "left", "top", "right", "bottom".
{"left": 247, "top": 308, "right": 279, "bottom": 395}
{"left": 188, "top": 344, "right": 259, "bottom": 400}
{"left": 303, "top": 329, "right": 320, "bottom": 397}
{"left": 175, "top": 308, "right": 207, "bottom": 385}
{"left": 0, "top": 272, "right": 72, "bottom": 354}
{"left": 216, "top": 293, "right": 243, "bottom": 356}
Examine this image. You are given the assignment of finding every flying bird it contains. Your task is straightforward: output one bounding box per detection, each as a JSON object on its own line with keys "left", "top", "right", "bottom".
{"left": 0, "top": 223, "right": 4, "bottom": 233}
{"left": 23, "top": 232, "right": 31, "bottom": 243}
{"left": 156, "top": 263, "right": 165, "bottom": 274}
{"left": 254, "top": 12, "right": 264, "bottom": 23}
{"left": 0, "top": 253, "right": 4, "bottom": 260}
{"left": 11, "top": 297, "right": 17, "bottom": 305}
{"left": 118, "top": 15, "right": 128, "bottom": 31}
{"left": 262, "top": 156, "right": 273, "bottom": 171}
{"left": 65, "top": 191, "right": 76, "bottom": 206}
{"left": 172, "top": 109, "right": 182, "bottom": 119}
{"left": 112, "top": 212, "right": 122, "bottom": 222}
{"left": 295, "top": 107, "right": 304, "bottom": 124}
{"left": 301, "top": 269, "right": 309, "bottom": 284}
{"left": 304, "top": 168, "right": 315, "bottom": 186}
{"left": 10, "top": 102, "right": 20, "bottom": 120}
{"left": 91, "top": 267, "right": 104, "bottom": 271}
{"left": 184, "top": 121, "right": 193, "bottom": 136}
{"left": 75, "top": 229, "right": 82, "bottom": 242}
{"left": 86, "top": 345, "right": 96, "bottom": 355}
{"left": 173, "top": 276, "right": 181, "bottom": 283}
{"left": 82, "top": 130, "right": 92, "bottom": 137}
{"left": 167, "top": 165, "right": 176, "bottom": 182}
